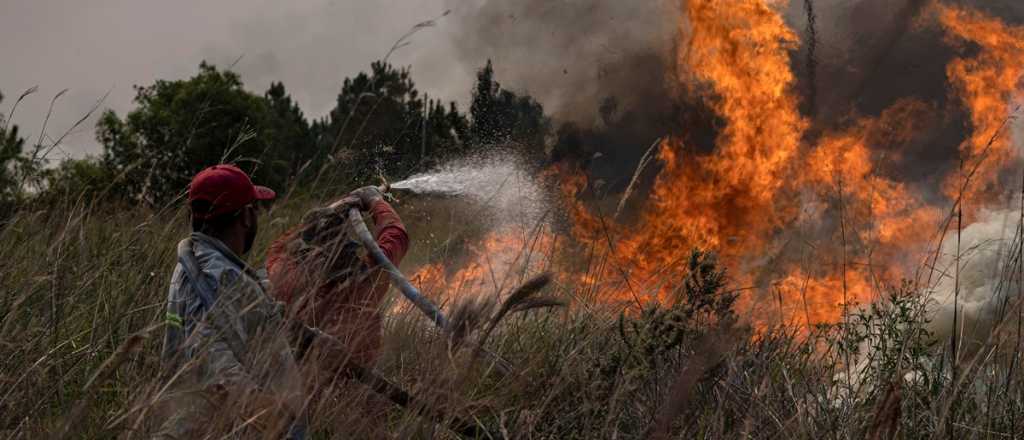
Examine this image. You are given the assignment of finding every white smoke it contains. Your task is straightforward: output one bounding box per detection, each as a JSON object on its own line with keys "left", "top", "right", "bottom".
{"left": 927, "top": 206, "right": 1023, "bottom": 342}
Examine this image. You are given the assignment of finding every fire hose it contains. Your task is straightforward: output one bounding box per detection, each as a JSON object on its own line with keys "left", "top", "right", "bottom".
{"left": 344, "top": 206, "right": 449, "bottom": 329}
{"left": 293, "top": 325, "right": 489, "bottom": 439}
{"left": 317, "top": 203, "right": 517, "bottom": 438}
{"left": 337, "top": 195, "right": 515, "bottom": 375}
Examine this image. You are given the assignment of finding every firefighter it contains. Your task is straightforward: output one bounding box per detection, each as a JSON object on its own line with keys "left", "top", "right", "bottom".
{"left": 159, "top": 164, "right": 305, "bottom": 439}
{"left": 265, "top": 185, "right": 409, "bottom": 430}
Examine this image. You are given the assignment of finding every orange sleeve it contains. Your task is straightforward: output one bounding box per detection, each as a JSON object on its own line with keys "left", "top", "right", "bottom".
{"left": 265, "top": 227, "right": 302, "bottom": 305}
{"left": 369, "top": 199, "right": 409, "bottom": 266}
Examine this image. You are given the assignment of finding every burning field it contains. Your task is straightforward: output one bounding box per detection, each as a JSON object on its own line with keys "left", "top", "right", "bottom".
{"left": 12, "top": 0, "right": 1024, "bottom": 437}
{"left": 413, "top": 0, "right": 1024, "bottom": 332}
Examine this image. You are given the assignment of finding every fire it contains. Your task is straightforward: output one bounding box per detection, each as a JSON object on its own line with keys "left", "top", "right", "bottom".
{"left": 413, "top": 225, "right": 558, "bottom": 301}
{"left": 410, "top": 1, "right": 1024, "bottom": 330}
{"left": 615, "top": 0, "right": 807, "bottom": 284}
{"left": 802, "top": 100, "right": 942, "bottom": 262}
{"left": 772, "top": 269, "right": 873, "bottom": 328}
{"left": 938, "top": 5, "right": 1024, "bottom": 213}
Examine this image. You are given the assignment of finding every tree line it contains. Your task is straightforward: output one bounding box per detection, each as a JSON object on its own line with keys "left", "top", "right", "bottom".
{"left": 0, "top": 59, "right": 557, "bottom": 211}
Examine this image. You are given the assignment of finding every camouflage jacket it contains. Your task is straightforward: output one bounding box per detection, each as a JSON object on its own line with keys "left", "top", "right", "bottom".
{"left": 158, "top": 232, "right": 304, "bottom": 438}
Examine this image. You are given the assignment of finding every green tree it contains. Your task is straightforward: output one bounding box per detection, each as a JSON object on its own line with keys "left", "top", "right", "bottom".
{"left": 40, "top": 156, "right": 119, "bottom": 202}
{"left": 265, "top": 81, "right": 317, "bottom": 177}
{"left": 313, "top": 61, "right": 467, "bottom": 184}
{"left": 0, "top": 91, "right": 29, "bottom": 207}
{"left": 98, "top": 62, "right": 313, "bottom": 205}
{"left": 469, "top": 60, "right": 550, "bottom": 161}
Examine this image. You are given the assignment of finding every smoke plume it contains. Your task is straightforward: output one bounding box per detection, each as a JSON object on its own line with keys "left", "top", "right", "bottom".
{"left": 929, "top": 206, "right": 1024, "bottom": 343}
{"left": 444, "top": 0, "right": 676, "bottom": 123}
{"left": 442, "top": 0, "right": 698, "bottom": 183}
{"left": 444, "top": 0, "right": 1024, "bottom": 162}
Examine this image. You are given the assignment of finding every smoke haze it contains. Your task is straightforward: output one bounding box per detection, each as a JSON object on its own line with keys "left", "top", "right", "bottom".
{"left": 443, "top": 0, "right": 678, "bottom": 123}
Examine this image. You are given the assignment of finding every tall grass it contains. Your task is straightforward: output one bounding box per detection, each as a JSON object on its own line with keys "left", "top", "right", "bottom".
{"left": 3, "top": 27, "right": 1024, "bottom": 433}
{"left": 4, "top": 185, "right": 1024, "bottom": 438}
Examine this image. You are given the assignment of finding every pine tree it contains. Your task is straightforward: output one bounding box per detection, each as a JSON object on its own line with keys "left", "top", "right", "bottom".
{"left": 468, "top": 60, "right": 549, "bottom": 161}
{"left": 0, "top": 91, "right": 28, "bottom": 205}
{"left": 313, "top": 61, "right": 468, "bottom": 183}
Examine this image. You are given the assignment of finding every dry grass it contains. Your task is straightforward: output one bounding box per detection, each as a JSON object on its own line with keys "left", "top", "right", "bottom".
{"left": 3, "top": 190, "right": 1024, "bottom": 439}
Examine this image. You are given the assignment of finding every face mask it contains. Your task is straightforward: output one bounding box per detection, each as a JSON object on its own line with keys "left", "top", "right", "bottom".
{"left": 242, "top": 207, "right": 258, "bottom": 254}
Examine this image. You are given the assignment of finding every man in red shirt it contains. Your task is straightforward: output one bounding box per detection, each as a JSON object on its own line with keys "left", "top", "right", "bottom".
{"left": 265, "top": 186, "right": 409, "bottom": 391}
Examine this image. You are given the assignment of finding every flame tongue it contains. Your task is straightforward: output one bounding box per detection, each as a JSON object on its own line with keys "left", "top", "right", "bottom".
{"left": 412, "top": 1, "right": 1024, "bottom": 331}
{"left": 939, "top": 5, "right": 1024, "bottom": 211}
{"left": 617, "top": 0, "right": 808, "bottom": 287}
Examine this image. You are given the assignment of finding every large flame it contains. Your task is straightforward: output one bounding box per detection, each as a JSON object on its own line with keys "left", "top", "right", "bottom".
{"left": 939, "top": 5, "right": 1024, "bottom": 212}
{"left": 412, "top": 1, "right": 1024, "bottom": 330}
{"left": 610, "top": 0, "right": 808, "bottom": 289}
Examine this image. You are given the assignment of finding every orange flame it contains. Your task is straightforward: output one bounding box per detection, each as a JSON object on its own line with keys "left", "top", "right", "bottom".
{"left": 939, "top": 5, "right": 1024, "bottom": 213}
{"left": 411, "top": 2, "right": 1024, "bottom": 331}
{"left": 413, "top": 225, "right": 558, "bottom": 300}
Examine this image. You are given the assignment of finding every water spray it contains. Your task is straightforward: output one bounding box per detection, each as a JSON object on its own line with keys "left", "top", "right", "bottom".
{"left": 389, "top": 154, "right": 548, "bottom": 226}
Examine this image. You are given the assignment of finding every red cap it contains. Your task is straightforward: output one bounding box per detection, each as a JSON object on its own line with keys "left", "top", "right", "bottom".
{"left": 188, "top": 164, "right": 276, "bottom": 219}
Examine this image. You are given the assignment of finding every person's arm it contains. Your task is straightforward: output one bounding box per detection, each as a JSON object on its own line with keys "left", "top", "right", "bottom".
{"left": 187, "top": 269, "right": 258, "bottom": 390}
{"left": 265, "top": 227, "right": 303, "bottom": 305}
{"left": 368, "top": 199, "right": 409, "bottom": 265}
{"left": 191, "top": 324, "right": 297, "bottom": 431}
{"left": 194, "top": 322, "right": 256, "bottom": 391}
{"left": 196, "top": 325, "right": 291, "bottom": 411}
{"left": 189, "top": 270, "right": 291, "bottom": 414}
{"left": 316, "top": 186, "right": 409, "bottom": 266}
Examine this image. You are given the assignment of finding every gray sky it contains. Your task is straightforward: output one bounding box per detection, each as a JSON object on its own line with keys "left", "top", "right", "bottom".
{"left": 0, "top": 0, "right": 471, "bottom": 159}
